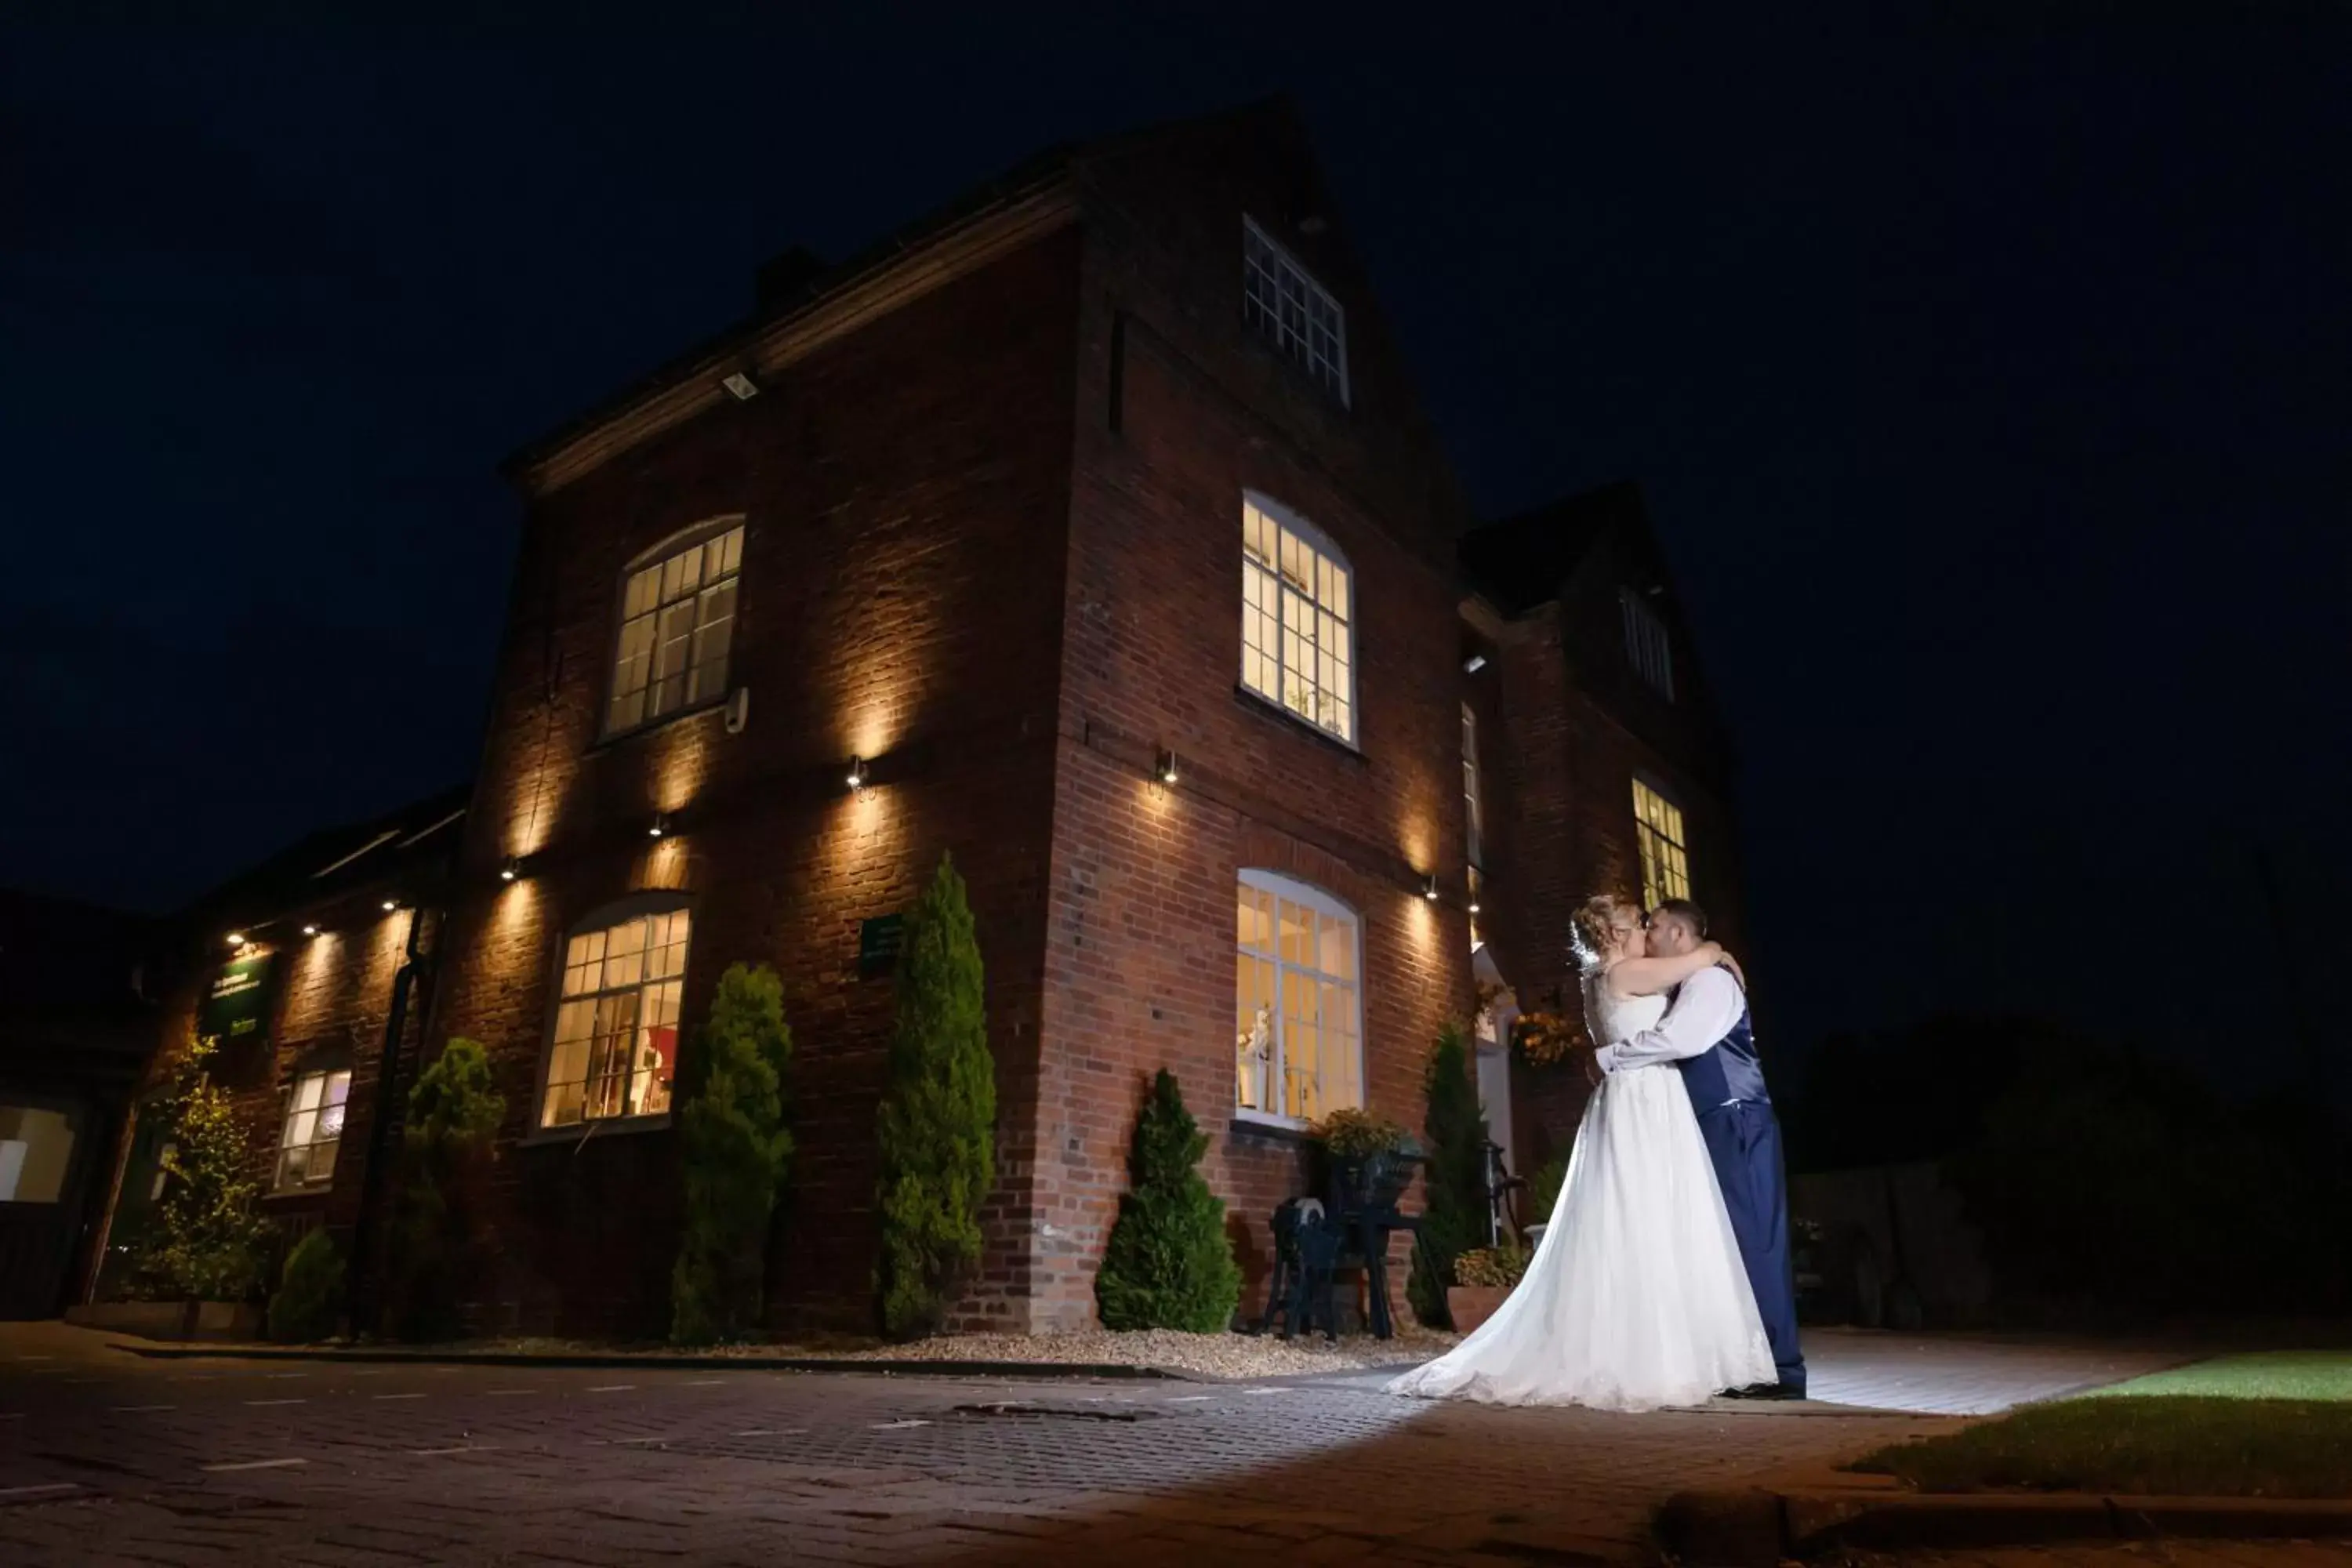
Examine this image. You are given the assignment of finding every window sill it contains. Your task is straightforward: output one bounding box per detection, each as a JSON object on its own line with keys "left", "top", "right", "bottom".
{"left": 519, "top": 1113, "right": 673, "bottom": 1148}
{"left": 1229, "top": 1110, "right": 1313, "bottom": 1144}
{"left": 1232, "top": 686, "right": 1366, "bottom": 762}
{"left": 264, "top": 1185, "right": 332, "bottom": 1202}
{"left": 588, "top": 695, "right": 728, "bottom": 755}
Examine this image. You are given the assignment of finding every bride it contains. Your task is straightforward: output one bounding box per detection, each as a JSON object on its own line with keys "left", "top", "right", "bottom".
{"left": 1388, "top": 893, "right": 1777, "bottom": 1412}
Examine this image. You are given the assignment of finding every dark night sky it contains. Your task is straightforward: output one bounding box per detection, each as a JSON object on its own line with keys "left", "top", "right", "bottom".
{"left": 5, "top": 5, "right": 2347, "bottom": 1096}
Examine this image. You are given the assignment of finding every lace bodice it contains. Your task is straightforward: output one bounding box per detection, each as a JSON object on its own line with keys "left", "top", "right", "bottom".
{"left": 1583, "top": 973, "right": 1668, "bottom": 1051}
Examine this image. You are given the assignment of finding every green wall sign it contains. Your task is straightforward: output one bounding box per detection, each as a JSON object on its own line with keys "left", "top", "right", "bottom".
{"left": 858, "top": 913, "right": 906, "bottom": 978}
{"left": 198, "top": 953, "right": 278, "bottom": 1047}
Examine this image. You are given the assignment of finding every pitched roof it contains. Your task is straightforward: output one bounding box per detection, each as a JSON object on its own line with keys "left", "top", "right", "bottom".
{"left": 175, "top": 782, "right": 472, "bottom": 938}
{"left": 505, "top": 98, "right": 1301, "bottom": 488}
{"left": 1459, "top": 480, "right": 1650, "bottom": 615}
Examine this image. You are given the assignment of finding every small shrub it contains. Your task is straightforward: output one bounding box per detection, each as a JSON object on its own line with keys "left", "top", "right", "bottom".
{"left": 1410, "top": 1022, "right": 1493, "bottom": 1327}
{"left": 670, "top": 964, "right": 795, "bottom": 1347}
{"left": 267, "top": 1229, "right": 342, "bottom": 1342}
{"left": 386, "top": 1037, "right": 505, "bottom": 1341}
{"left": 132, "top": 1036, "right": 273, "bottom": 1301}
{"left": 874, "top": 854, "right": 996, "bottom": 1341}
{"left": 1452, "top": 1245, "right": 1530, "bottom": 1290}
{"left": 1096, "top": 1070, "right": 1242, "bottom": 1332}
{"left": 1529, "top": 1153, "right": 1569, "bottom": 1226}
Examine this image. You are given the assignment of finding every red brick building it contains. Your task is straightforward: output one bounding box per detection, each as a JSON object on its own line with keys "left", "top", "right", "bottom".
{"left": 82, "top": 100, "right": 1748, "bottom": 1339}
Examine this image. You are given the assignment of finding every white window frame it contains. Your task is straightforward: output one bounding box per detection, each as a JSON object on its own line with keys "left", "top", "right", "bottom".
{"left": 1242, "top": 216, "right": 1350, "bottom": 405}
{"left": 1619, "top": 586, "right": 1675, "bottom": 700}
{"left": 532, "top": 894, "right": 692, "bottom": 1135}
{"left": 1240, "top": 492, "right": 1358, "bottom": 746}
{"left": 1462, "top": 702, "right": 1484, "bottom": 870}
{"left": 604, "top": 517, "right": 746, "bottom": 738}
{"left": 1234, "top": 870, "right": 1367, "bottom": 1130}
{"left": 271, "top": 1065, "right": 352, "bottom": 1192}
{"left": 1632, "top": 777, "right": 1693, "bottom": 911}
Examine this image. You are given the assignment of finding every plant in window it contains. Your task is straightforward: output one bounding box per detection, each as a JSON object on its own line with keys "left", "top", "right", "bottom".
{"left": 130, "top": 1036, "right": 274, "bottom": 1303}
{"left": 267, "top": 1228, "right": 343, "bottom": 1343}
{"left": 1095, "top": 1069, "right": 1242, "bottom": 1333}
{"left": 385, "top": 1037, "right": 506, "bottom": 1341}
{"left": 1409, "top": 1022, "right": 1493, "bottom": 1328}
{"left": 670, "top": 963, "right": 795, "bottom": 1347}
{"left": 873, "top": 854, "right": 996, "bottom": 1341}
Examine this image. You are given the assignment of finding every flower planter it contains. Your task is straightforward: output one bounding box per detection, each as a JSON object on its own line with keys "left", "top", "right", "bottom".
{"left": 1446, "top": 1284, "right": 1512, "bottom": 1335}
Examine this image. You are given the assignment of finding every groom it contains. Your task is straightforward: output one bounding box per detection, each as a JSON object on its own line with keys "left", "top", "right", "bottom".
{"left": 1591, "top": 898, "right": 1806, "bottom": 1399}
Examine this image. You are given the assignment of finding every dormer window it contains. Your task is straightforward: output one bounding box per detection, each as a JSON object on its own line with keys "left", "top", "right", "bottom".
{"left": 1619, "top": 587, "right": 1675, "bottom": 700}
{"left": 1243, "top": 216, "right": 1348, "bottom": 405}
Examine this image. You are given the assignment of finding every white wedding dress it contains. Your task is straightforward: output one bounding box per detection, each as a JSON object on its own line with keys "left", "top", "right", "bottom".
{"left": 1387, "top": 977, "right": 1777, "bottom": 1412}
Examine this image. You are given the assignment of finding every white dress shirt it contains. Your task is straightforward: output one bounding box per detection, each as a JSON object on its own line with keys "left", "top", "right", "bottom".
{"left": 1595, "top": 965, "right": 1745, "bottom": 1076}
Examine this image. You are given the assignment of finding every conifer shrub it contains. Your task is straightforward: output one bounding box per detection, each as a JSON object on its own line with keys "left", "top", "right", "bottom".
{"left": 385, "top": 1037, "right": 504, "bottom": 1341}
{"left": 873, "top": 854, "right": 995, "bottom": 1341}
{"left": 267, "top": 1227, "right": 342, "bottom": 1342}
{"left": 1409, "top": 1021, "right": 1494, "bottom": 1327}
{"left": 670, "top": 963, "right": 795, "bottom": 1346}
{"left": 1095, "top": 1069, "right": 1242, "bottom": 1332}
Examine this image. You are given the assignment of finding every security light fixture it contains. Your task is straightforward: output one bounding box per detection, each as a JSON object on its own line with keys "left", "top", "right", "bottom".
{"left": 722, "top": 371, "right": 760, "bottom": 401}
{"left": 1463, "top": 653, "right": 1487, "bottom": 674}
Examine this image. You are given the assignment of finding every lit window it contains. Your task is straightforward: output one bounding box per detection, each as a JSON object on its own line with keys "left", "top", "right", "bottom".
{"left": 1243, "top": 217, "right": 1348, "bottom": 404}
{"left": 0, "top": 1105, "right": 76, "bottom": 1203}
{"left": 1632, "top": 779, "right": 1691, "bottom": 909}
{"left": 1619, "top": 587, "right": 1675, "bottom": 699}
{"left": 273, "top": 1069, "right": 351, "bottom": 1191}
{"left": 1235, "top": 872, "right": 1363, "bottom": 1124}
{"left": 539, "top": 904, "right": 689, "bottom": 1129}
{"left": 607, "top": 521, "right": 744, "bottom": 735}
{"left": 1462, "top": 703, "right": 1484, "bottom": 869}
{"left": 1241, "top": 493, "right": 1355, "bottom": 743}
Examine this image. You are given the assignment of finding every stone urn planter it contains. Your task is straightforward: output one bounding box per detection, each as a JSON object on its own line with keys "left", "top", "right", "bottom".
{"left": 1444, "top": 1284, "right": 1513, "bottom": 1336}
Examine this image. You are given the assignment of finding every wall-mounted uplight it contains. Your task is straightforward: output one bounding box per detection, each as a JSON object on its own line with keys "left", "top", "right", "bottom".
{"left": 500, "top": 858, "right": 520, "bottom": 883}
{"left": 1156, "top": 747, "right": 1180, "bottom": 786}
{"left": 846, "top": 756, "right": 868, "bottom": 790}
{"left": 225, "top": 931, "right": 246, "bottom": 947}
{"left": 1468, "top": 896, "right": 1482, "bottom": 916}
{"left": 721, "top": 370, "right": 760, "bottom": 401}
{"left": 382, "top": 898, "right": 399, "bottom": 913}
{"left": 302, "top": 924, "right": 320, "bottom": 938}
{"left": 648, "top": 815, "right": 667, "bottom": 839}
{"left": 1463, "top": 653, "right": 1487, "bottom": 674}
{"left": 1422, "top": 876, "right": 1441, "bottom": 903}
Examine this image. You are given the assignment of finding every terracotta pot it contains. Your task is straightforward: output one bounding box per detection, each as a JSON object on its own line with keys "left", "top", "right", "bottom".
{"left": 1446, "top": 1283, "right": 1512, "bottom": 1335}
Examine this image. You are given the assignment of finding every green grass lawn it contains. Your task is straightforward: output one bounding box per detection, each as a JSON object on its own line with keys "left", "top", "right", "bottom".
{"left": 1850, "top": 1352, "right": 2352, "bottom": 1498}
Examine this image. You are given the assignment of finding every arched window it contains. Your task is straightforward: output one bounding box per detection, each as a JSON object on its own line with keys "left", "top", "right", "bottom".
{"left": 536, "top": 895, "right": 691, "bottom": 1130}
{"left": 1234, "top": 870, "right": 1364, "bottom": 1125}
{"left": 1240, "top": 493, "right": 1356, "bottom": 744}
{"left": 605, "top": 517, "right": 745, "bottom": 736}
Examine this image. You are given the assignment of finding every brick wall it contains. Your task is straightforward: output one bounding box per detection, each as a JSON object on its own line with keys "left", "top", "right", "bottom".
{"left": 430, "top": 230, "right": 1083, "bottom": 1337}
{"left": 1023, "top": 117, "right": 1476, "bottom": 1330}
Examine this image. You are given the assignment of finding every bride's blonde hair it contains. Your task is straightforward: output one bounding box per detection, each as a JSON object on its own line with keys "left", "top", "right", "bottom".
{"left": 1570, "top": 893, "right": 1642, "bottom": 974}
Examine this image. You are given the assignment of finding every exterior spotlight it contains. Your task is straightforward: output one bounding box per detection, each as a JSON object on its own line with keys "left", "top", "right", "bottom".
{"left": 1463, "top": 653, "right": 1487, "bottom": 673}
{"left": 382, "top": 899, "right": 399, "bottom": 913}
{"left": 1156, "top": 747, "right": 1179, "bottom": 786}
{"left": 847, "top": 757, "right": 868, "bottom": 790}
{"left": 225, "top": 932, "right": 246, "bottom": 946}
{"left": 648, "top": 814, "right": 667, "bottom": 838}
{"left": 721, "top": 370, "right": 760, "bottom": 401}
{"left": 1422, "top": 877, "right": 1441, "bottom": 902}
{"left": 302, "top": 924, "right": 319, "bottom": 937}
{"left": 500, "top": 858, "right": 519, "bottom": 882}
{"left": 1468, "top": 897, "right": 1482, "bottom": 915}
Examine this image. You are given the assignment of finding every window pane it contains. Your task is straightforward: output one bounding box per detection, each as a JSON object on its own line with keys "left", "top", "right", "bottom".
{"left": 308, "top": 1137, "right": 341, "bottom": 1182}
{"left": 292, "top": 1075, "right": 323, "bottom": 1113}
{"left": 325, "top": 1072, "right": 352, "bottom": 1107}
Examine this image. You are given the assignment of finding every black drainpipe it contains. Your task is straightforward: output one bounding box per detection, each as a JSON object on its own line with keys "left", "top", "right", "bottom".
{"left": 346, "top": 900, "right": 440, "bottom": 1334}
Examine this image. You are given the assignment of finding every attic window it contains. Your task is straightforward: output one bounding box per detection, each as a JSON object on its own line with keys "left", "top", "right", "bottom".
{"left": 1619, "top": 587, "right": 1675, "bottom": 700}
{"left": 1242, "top": 217, "right": 1348, "bottom": 405}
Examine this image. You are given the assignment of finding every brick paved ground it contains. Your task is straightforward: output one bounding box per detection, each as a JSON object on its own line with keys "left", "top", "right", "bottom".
{"left": 0, "top": 1325, "right": 2192, "bottom": 1566}
{"left": 1832, "top": 1549, "right": 2352, "bottom": 1568}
